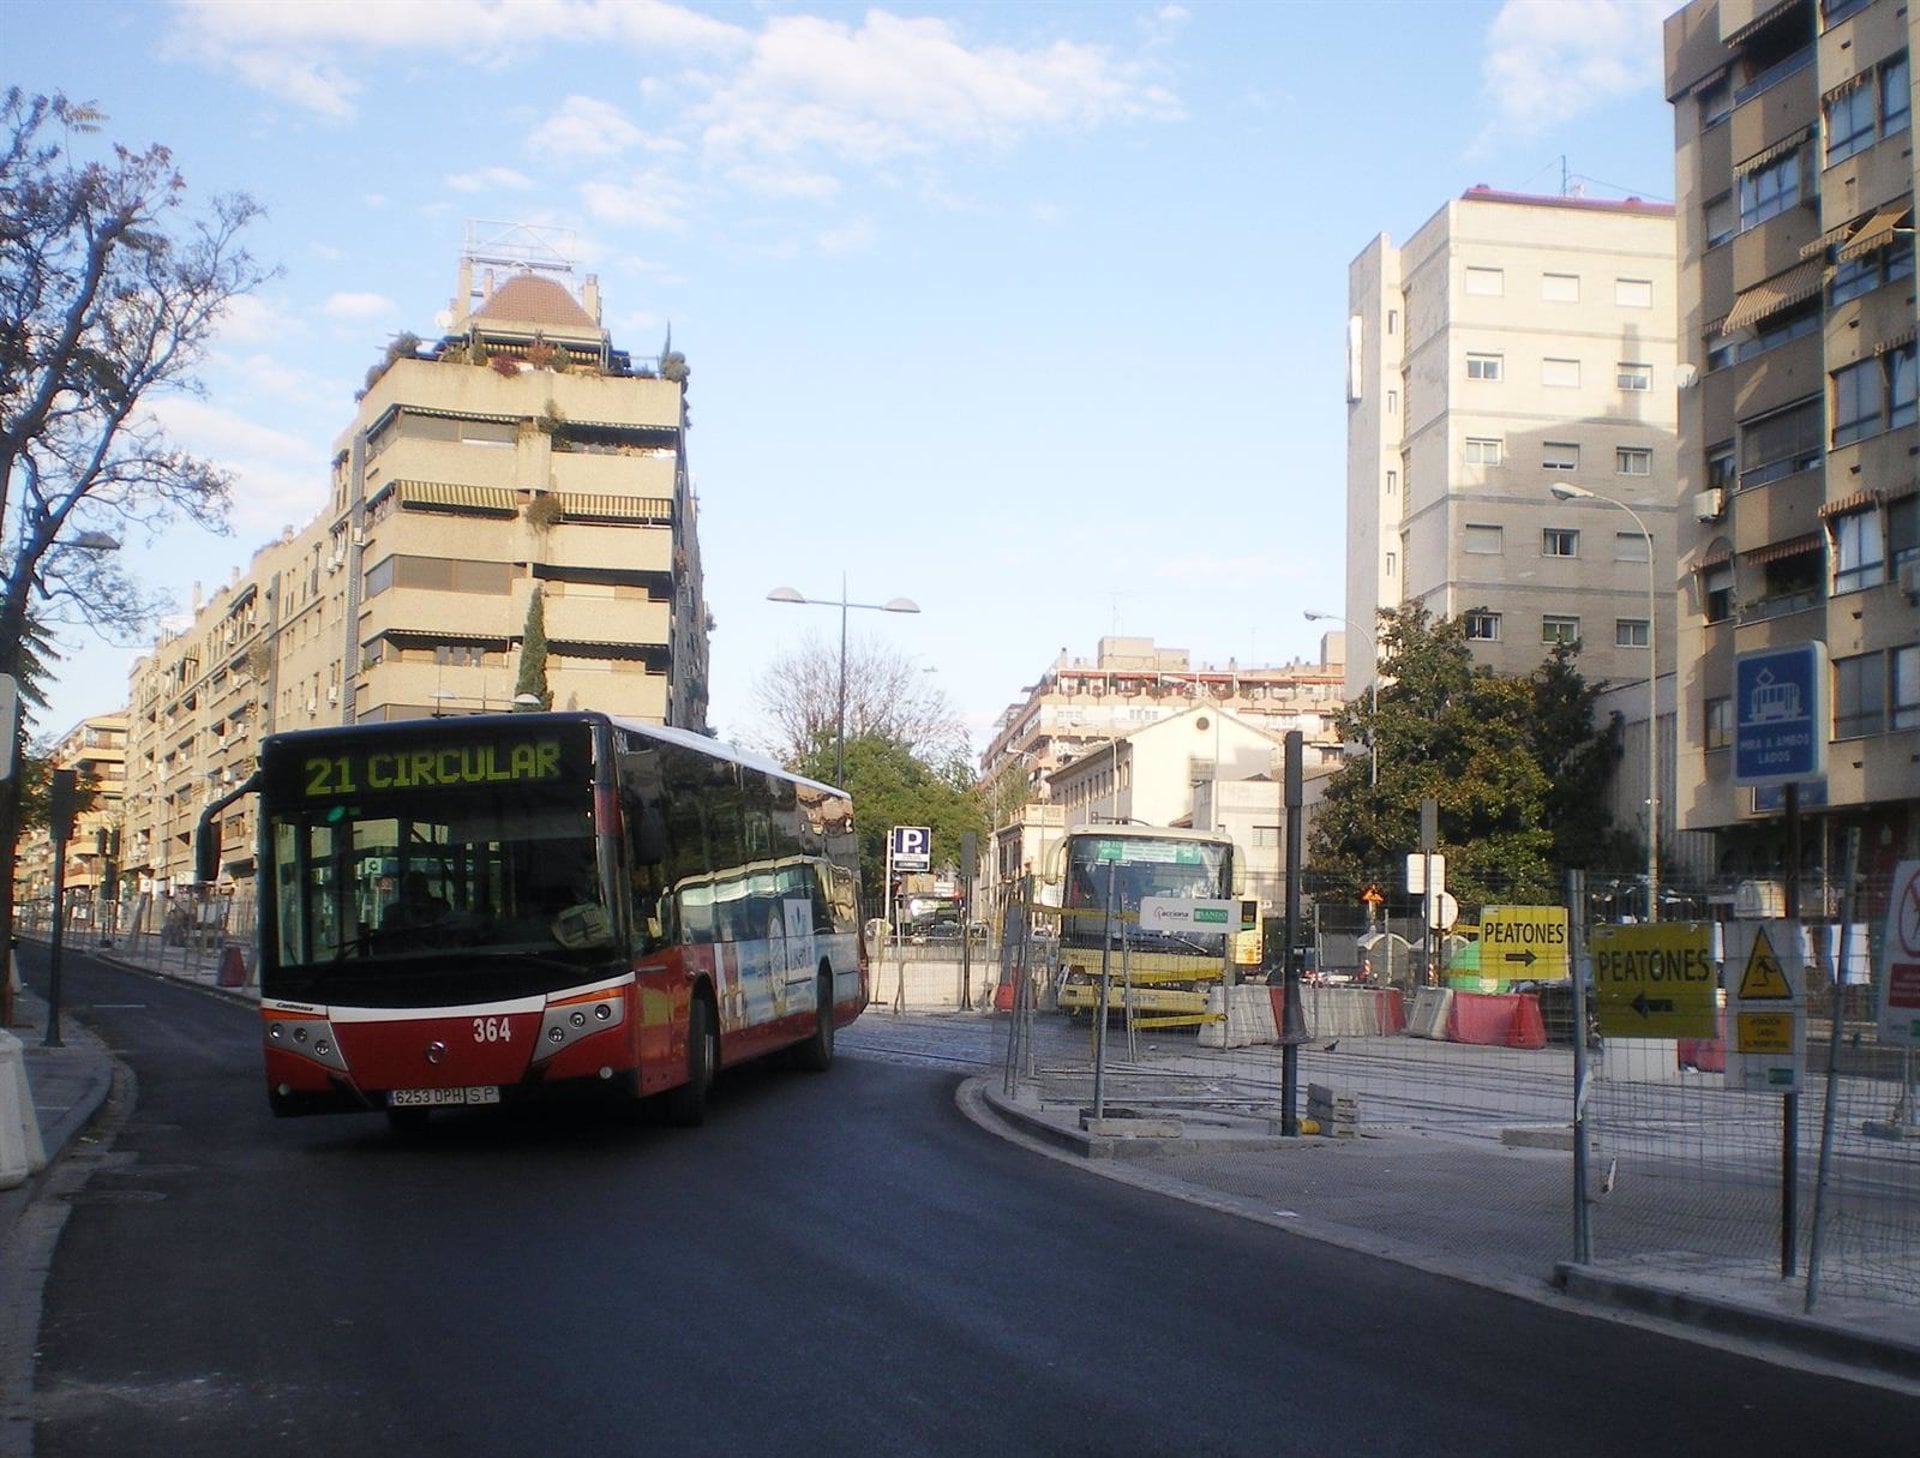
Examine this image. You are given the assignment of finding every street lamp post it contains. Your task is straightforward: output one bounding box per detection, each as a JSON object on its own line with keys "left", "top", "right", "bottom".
{"left": 1548, "top": 481, "right": 1659, "bottom": 922}
{"left": 768, "top": 578, "right": 920, "bottom": 787}
{"left": 1304, "top": 610, "right": 1379, "bottom": 787}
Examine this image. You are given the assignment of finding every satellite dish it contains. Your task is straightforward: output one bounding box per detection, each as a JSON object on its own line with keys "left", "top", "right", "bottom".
{"left": 433, "top": 310, "right": 454, "bottom": 328}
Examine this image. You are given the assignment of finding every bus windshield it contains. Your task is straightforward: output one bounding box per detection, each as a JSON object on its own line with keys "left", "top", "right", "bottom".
{"left": 262, "top": 720, "right": 617, "bottom": 1003}
{"left": 1060, "top": 833, "right": 1232, "bottom": 952}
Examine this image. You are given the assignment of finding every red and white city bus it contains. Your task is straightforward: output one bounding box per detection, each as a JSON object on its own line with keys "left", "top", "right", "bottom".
{"left": 197, "top": 711, "right": 866, "bottom": 1130}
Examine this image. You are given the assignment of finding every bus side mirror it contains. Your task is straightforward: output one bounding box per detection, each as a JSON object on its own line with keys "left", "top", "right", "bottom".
{"left": 195, "top": 822, "right": 221, "bottom": 884}
{"left": 635, "top": 806, "right": 667, "bottom": 866}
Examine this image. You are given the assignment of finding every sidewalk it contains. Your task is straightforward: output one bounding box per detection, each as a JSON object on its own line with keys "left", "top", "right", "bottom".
{"left": 967, "top": 1076, "right": 1920, "bottom": 1389}
{"left": 0, "top": 987, "right": 116, "bottom": 1240}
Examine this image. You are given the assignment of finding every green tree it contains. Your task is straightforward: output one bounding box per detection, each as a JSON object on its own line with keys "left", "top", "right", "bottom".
{"left": 789, "top": 732, "right": 986, "bottom": 907}
{"left": 513, "top": 589, "right": 553, "bottom": 709}
{"left": 1308, "top": 605, "right": 1627, "bottom": 914}
{"left": 1, "top": 90, "right": 269, "bottom": 1024}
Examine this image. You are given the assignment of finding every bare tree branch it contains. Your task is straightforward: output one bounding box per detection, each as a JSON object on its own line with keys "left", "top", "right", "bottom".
{"left": 750, "top": 631, "right": 970, "bottom": 770}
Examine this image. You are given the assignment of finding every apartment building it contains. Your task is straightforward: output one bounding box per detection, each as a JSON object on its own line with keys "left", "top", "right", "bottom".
{"left": 980, "top": 636, "right": 1343, "bottom": 801}
{"left": 1346, "top": 190, "right": 1680, "bottom": 694}
{"left": 15, "top": 714, "right": 128, "bottom": 925}
{"left": 110, "top": 235, "right": 709, "bottom": 896}
{"left": 1665, "top": 0, "right": 1917, "bottom": 892}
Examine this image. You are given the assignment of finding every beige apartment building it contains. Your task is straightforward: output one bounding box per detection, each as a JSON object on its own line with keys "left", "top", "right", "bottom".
{"left": 1665, "top": 0, "right": 1918, "bottom": 895}
{"left": 107, "top": 235, "right": 709, "bottom": 898}
{"left": 15, "top": 714, "right": 127, "bottom": 926}
{"left": 1346, "top": 190, "right": 1680, "bottom": 689}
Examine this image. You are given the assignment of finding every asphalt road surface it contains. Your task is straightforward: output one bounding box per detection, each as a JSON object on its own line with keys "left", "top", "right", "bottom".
{"left": 16, "top": 953, "right": 1920, "bottom": 1456}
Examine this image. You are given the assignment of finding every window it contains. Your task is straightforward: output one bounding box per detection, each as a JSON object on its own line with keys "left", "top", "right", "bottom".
{"left": 1541, "top": 272, "right": 1580, "bottom": 302}
{"left": 1699, "top": 75, "right": 1731, "bottom": 130}
{"left": 1465, "top": 266, "right": 1504, "bottom": 297}
{"left": 1830, "top": 506, "right": 1886, "bottom": 593}
{"left": 1615, "top": 619, "right": 1650, "bottom": 648}
{"left": 1385, "top": 551, "right": 1398, "bottom": 578}
{"left": 1707, "top": 331, "right": 1737, "bottom": 372}
{"left": 1467, "top": 352, "right": 1503, "bottom": 381}
{"left": 1542, "top": 528, "right": 1579, "bottom": 558}
{"left": 1615, "top": 277, "right": 1654, "bottom": 308}
{"left": 1833, "top": 358, "right": 1881, "bottom": 444}
{"left": 1884, "top": 53, "right": 1911, "bottom": 135}
{"left": 1616, "top": 446, "right": 1652, "bottom": 475}
{"left": 1541, "top": 616, "right": 1580, "bottom": 646}
{"left": 1745, "top": 300, "right": 1821, "bottom": 360}
{"left": 1708, "top": 444, "right": 1736, "bottom": 490}
{"left": 1894, "top": 645, "right": 1920, "bottom": 731}
{"left": 1758, "top": 544, "right": 1823, "bottom": 614}
{"left": 1542, "top": 357, "right": 1581, "bottom": 388}
{"left": 1543, "top": 441, "right": 1579, "bottom": 471}
{"left": 1387, "top": 389, "right": 1398, "bottom": 415}
{"left": 1465, "top": 437, "right": 1502, "bottom": 466}
{"left": 1892, "top": 495, "right": 1919, "bottom": 569}
{"left": 1615, "top": 530, "right": 1651, "bottom": 563}
{"left": 1465, "top": 612, "right": 1501, "bottom": 641}
{"left": 1705, "top": 697, "right": 1732, "bottom": 750}
{"left": 1388, "top": 309, "right": 1399, "bottom": 334}
{"left": 1738, "top": 150, "right": 1801, "bottom": 231}
{"left": 1464, "top": 524, "right": 1504, "bottom": 555}
{"left": 1740, "top": 398, "right": 1824, "bottom": 487}
{"left": 1831, "top": 236, "right": 1915, "bottom": 305}
{"left": 1826, "top": 79, "right": 1877, "bottom": 165}
{"left": 1704, "top": 564, "right": 1734, "bottom": 624}
{"left": 1618, "top": 362, "right": 1652, "bottom": 391}
{"left": 1832, "top": 346, "right": 1917, "bottom": 446}
{"left": 1705, "top": 192, "right": 1736, "bottom": 248}
{"left": 1385, "top": 469, "right": 1398, "bottom": 495}
{"left": 1834, "top": 651, "right": 1886, "bottom": 738}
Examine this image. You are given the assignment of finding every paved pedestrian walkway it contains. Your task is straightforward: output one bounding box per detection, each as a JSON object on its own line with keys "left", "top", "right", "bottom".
{"left": 8, "top": 944, "right": 1920, "bottom": 1394}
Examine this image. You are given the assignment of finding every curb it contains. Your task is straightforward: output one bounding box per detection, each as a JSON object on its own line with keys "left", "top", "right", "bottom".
{"left": 1554, "top": 1262, "right": 1920, "bottom": 1385}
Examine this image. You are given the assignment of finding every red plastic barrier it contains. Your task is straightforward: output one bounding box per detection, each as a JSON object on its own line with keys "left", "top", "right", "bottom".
{"left": 992, "top": 980, "right": 1015, "bottom": 1012}
{"left": 1445, "top": 991, "right": 1547, "bottom": 1050}
{"left": 1373, "top": 989, "right": 1408, "bottom": 1036}
{"left": 1678, "top": 1009, "right": 1727, "bottom": 1072}
{"left": 1267, "top": 986, "right": 1287, "bottom": 1035}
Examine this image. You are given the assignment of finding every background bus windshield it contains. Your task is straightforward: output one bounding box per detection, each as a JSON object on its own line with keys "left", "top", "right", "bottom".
{"left": 1062, "top": 837, "right": 1230, "bottom": 948}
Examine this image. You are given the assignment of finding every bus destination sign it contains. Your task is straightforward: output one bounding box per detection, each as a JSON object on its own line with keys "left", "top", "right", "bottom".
{"left": 300, "top": 738, "right": 567, "bottom": 798}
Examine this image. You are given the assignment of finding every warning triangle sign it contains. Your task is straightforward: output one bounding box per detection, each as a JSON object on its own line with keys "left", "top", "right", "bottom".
{"left": 1738, "top": 928, "right": 1794, "bottom": 1001}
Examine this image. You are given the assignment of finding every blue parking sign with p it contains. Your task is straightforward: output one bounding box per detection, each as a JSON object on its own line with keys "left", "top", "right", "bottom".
{"left": 891, "top": 825, "right": 932, "bottom": 871}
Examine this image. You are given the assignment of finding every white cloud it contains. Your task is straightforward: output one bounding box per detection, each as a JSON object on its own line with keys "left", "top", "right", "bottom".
{"left": 579, "top": 179, "right": 687, "bottom": 231}
{"left": 701, "top": 12, "right": 1180, "bottom": 166}
{"left": 1480, "top": 0, "right": 1665, "bottom": 134}
{"left": 528, "top": 96, "right": 652, "bottom": 161}
{"left": 147, "top": 397, "right": 326, "bottom": 533}
{"left": 164, "top": 0, "right": 748, "bottom": 119}
{"left": 446, "top": 166, "right": 535, "bottom": 193}
{"left": 816, "top": 217, "right": 876, "bottom": 255}
{"left": 323, "top": 291, "right": 397, "bottom": 320}
{"left": 211, "top": 294, "right": 302, "bottom": 348}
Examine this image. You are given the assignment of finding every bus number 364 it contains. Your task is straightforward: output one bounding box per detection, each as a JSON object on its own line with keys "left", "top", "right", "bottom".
{"left": 473, "top": 1017, "right": 513, "bottom": 1043}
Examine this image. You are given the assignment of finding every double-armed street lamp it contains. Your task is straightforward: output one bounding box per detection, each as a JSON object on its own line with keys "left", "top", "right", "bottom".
{"left": 1547, "top": 480, "right": 1660, "bottom": 922}
{"left": 1304, "top": 609, "right": 1379, "bottom": 788}
{"left": 767, "top": 577, "right": 920, "bottom": 787}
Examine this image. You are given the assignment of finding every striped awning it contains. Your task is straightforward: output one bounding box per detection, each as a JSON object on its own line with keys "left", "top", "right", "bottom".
{"left": 1745, "top": 533, "right": 1822, "bottom": 564}
{"left": 1734, "top": 126, "right": 1811, "bottom": 178}
{"left": 1820, "top": 489, "right": 1878, "bottom": 519}
{"left": 1801, "top": 212, "right": 1865, "bottom": 260}
{"left": 1696, "top": 543, "right": 1734, "bottom": 570}
{"left": 1822, "top": 70, "right": 1871, "bottom": 105}
{"left": 1723, "top": 258, "right": 1827, "bottom": 334}
{"left": 1875, "top": 324, "right": 1918, "bottom": 356}
{"left": 396, "top": 480, "right": 518, "bottom": 514}
{"left": 1724, "top": 0, "right": 1798, "bottom": 47}
{"left": 557, "top": 493, "right": 673, "bottom": 523}
{"left": 1836, "top": 204, "right": 1911, "bottom": 263}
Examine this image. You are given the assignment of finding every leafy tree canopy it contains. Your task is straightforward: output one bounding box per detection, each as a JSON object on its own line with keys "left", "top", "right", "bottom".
{"left": 1308, "top": 605, "right": 1632, "bottom": 913}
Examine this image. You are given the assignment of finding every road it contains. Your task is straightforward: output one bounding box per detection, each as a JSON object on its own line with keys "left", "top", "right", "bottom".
{"left": 14, "top": 952, "right": 1920, "bottom": 1456}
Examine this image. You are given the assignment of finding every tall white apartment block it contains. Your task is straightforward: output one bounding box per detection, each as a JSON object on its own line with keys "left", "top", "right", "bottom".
{"left": 1345, "top": 189, "right": 1680, "bottom": 697}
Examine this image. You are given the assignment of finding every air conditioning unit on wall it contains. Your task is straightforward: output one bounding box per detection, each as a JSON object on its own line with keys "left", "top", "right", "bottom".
{"left": 1900, "top": 559, "right": 1920, "bottom": 603}
{"left": 1693, "top": 488, "right": 1726, "bottom": 522}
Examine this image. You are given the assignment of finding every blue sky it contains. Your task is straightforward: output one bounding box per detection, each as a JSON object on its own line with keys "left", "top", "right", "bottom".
{"left": 14, "top": 0, "right": 1680, "bottom": 756}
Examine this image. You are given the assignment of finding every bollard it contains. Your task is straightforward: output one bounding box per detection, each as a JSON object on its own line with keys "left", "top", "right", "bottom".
{"left": 217, "top": 944, "right": 248, "bottom": 989}
{"left": 0, "top": 1029, "right": 49, "bottom": 1189}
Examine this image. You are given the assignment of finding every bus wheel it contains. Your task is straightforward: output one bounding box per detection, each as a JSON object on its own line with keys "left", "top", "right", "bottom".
{"left": 795, "top": 970, "right": 834, "bottom": 1072}
{"left": 666, "top": 996, "right": 716, "bottom": 1127}
{"left": 385, "top": 1107, "right": 430, "bottom": 1140}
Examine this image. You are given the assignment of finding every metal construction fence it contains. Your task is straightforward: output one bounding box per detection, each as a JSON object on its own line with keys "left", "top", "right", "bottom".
{"left": 995, "top": 864, "right": 1920, "bottom": 1314}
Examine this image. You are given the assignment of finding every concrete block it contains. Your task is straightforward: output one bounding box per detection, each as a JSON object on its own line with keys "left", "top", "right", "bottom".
{"left": 0, "top": 1029, "right": 48, "bottom": 1190}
